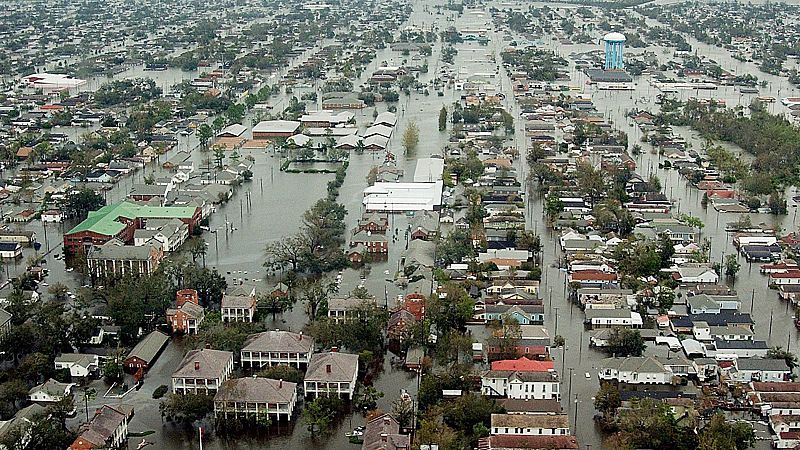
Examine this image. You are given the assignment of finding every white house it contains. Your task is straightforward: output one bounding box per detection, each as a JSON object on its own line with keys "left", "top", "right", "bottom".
{"left": 598, "top": 356, "right": 693, "bottom": 385}
{"left": 670, "top": 266, "right": 719, "bottom": 284}
{"left": 304, "top": 352, "right": 359, "bottom": 399}
{"left": 731, "top": 358, "right": 790, "bottom": 383}
{"left": 481, "top": 370, "right": 560, "bottom": 401}
{"left": 693, "top": 321, "right": 712, "bottom": 341}
{"left": 584, "top": 308, "right": 642, "bottom": 329}
{"left": 171, "top": 349, "right": 234, "bottom": 395}
{"left": 28, "top": 379, "right": 73, "bottom": 403}
{"left": 240, "top": 330, "right": 315, "bottom": 369}
{"left": 54, "top": 353, "right": 99, "bottom": 378}
{"left": 41, "top": 209, "right": 63, "bottom": 223}
{"left": 490, "top": 413, "right": 570, "bottom": 436}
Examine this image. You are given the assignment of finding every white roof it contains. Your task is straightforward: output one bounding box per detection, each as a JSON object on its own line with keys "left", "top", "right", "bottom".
{"left": 364, "top": 124, "right": 394, "bottom": 138}
{"left": 414, "top": 158, "right": 445, "bottom": 183}
{"left": 253, "top": 120, "right": 301, "bottom": 134}
{"left": 363, "top": 182, "right": 443, "bottom": 212}
{"left": 373, "top": 111, "right": 398, "bottom": 126}
{"left": 603, "top": 32, "right": 626, "bottom": 42}
{"left": 217, "top": 123, "right": 247, "bottom": 137}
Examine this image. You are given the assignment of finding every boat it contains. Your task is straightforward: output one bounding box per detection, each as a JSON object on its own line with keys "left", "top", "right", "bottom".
{"left": 782, "top": 97, "right": 800, "bottom": 107}
{"left": 345, "top": 426, "right": 365, "bottom": 438}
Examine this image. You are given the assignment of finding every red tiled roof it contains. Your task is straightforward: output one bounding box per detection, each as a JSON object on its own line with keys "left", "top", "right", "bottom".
{"left": 485, "top": 435, "right": 579, "bottom": 449}
{"left": 770, "top": 270, "right": 800, "bottom": 278}
{"left": 491, "top": 357, "right": 554, "bottom": 372}
{"left": 569, "top": 270, "right": 616, "bottom": 281}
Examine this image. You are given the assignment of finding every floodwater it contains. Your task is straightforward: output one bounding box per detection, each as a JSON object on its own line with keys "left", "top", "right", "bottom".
{"left": 17, "top": 0, "right": 800, "bottom": 448}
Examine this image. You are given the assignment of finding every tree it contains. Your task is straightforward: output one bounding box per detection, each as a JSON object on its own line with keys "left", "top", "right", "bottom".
{"left": 724, "top": 254, "right": 741, "bottom": 278}
{"left": 63, "top": 189, "right": 105, "bottom": 221}
{"left": 427, "top": 283, "right": 474, "bottom": 332}
{"left": 657, "top": 234, "right": 675, "bottom": 268}
{"left": 353, "top": 385, "right": 384, "bottom": 415}
{"left": 488, "top": 316, "right": 521, "bottom": 360}
{"left": 767, "top": 347, "right": 798, "bottom": 369}
{"left": 301, "top": 279, "right": 334, "bottom": 320}
{"left": 607, "top": 328, "right": 646, "bottom": 357}
{"left": 439, "top": 106, "right": 448, "bottom": 131}
{"left": 303, "top": 393, "right": 342, "bottom": 433}
{"left": 544, "top": 193, "right": 564, "bottom": 221}
{"left": 256, "top": 364, "right": 304, "bottom": 384}
{"left": 47, "top": 282, "right": 69, "bottom": 301}
{"left": 257, "top": 292, "right": 294, "bottom": 321}
{"left": 402, "top": 121, "right": 420, "bottom": 155}
{"left": 575, "top": 161, "right": 605, "bottom": 207}
{"left": 101, "top": 354, "right": 124, "bottom": 382}
{"left": 594, "top": 383, "right": 621, "bottom": 422}
{"left": 698, "top": 413, "right": 755, "bottom": 450}
{"left": 188, "top": 237, "right": 207, "bottom": 266}
{"left": 613, "top": 397, "right": 696, "bottom": 450}
{"left": 213, "top": 144, "right": 226, "bottom": 168}
{"left": 679, "top": 214, "right": 705, "bottom": 230}
{"left": 160, "top": 393, "right": 214, "bottom": 423}
{"left": 392, "top": 397, "right": 414, "bottom": 430}
{"left": 197, "top": 124, "right": 213, "bottom": 150}
{"left": 553, "top": 335, "right": 566, "bottom": 348}
{"left": 264, "top": 234, "right": 308, "bottom": 273}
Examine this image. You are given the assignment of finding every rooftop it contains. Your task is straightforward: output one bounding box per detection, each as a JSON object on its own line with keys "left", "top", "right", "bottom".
{"left": 67, "top": 202, "right": 198, "bottom": 237}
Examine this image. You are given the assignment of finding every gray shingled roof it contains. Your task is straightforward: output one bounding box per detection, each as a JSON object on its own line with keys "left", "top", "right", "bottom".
{"left": 172, "top": 349, "right": 232, "bottom": 379}
{"left": 305, "top": 352, "right": 358, "bottom": 383}
{"left": 215, "top": 377, "right": 296, "bottom": 404}
{"left": 242, "top": 330, "right": 314, "bottom": 354}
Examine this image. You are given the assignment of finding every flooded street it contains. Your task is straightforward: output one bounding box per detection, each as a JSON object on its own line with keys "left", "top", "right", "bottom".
{"left": 6, "top": 0, "right": 800, "bottom": 448}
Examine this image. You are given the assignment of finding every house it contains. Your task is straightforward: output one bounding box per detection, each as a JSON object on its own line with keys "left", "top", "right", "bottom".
{"left": 166, "top": 289, "right": 205, "bottom": 335}
{"left": 328, "top": 296, "right": 376, "bottom": 323}
{"left": 214, "top": 377, "right": 298, "bottom": 422}
{"left": 69, "top": 404, "right": 133, "bottom": 450}
{"left": 771, "top": 270, "right": 800, "bottom": 286}
{"left": 304, "top": 351, "right": 359, "bottom": 399}
{"left": 710, "top": 325, "right": 754, "bottom": 341}
{"left": 41, "top": 209, "right": 63, "bottom": 223}
{"left": 409, "top": 210, "right": 439, "bottom": 240}
{"left": 217, "top": 123, "right": 247, "bottom": 138}
{"left": 171, "top": 349, "right": 234, "bottom": 395}
{"left": 350, "top": 231, "right": 388, "bottom": 253}
{"left": 388, "top": 309, "right": 418, "bottom": 342}
{"left": 54, "top": 353, "right": 99, "bottom": 379}
{"left": 568, "top": 270, "right": 617, "bottom": 287}
{"left": 221, "top": 294, "right": 257, "bottom": 323}
{"left": 577, "top": 288, "right": 634, "bottom": 309}
{"left": 731, "top": 358, "right": 790, "bottom": 383}
{"left": 482, "top": 368, "right": 560, "bottom": 400}
{"left": 478, "top": 435, "right": 579, "bottom": 450}
{"left": 28, "top": 378, "right": 73, "bottom": 403}
{"left": 0, "top": 242, "right": 21, "bottom": 259}
{"left": 598, "top": 356, "right": 690, "bottom": 384}
{"left": 357, "top": 212, "right": 389, "bottom": 234}
{"left": 687, "top": 294, "right": 722, "bottom": 315}
{"left": 241, "top": 330, "right": 315, "bottom": 369}
{"left": 124, "top": 330, "right": 169, "bottom": 373}
{"left": 483, "top": 304, "right": 544, "bottom": 325}
{"left": 361, "top": 413, "right": 409, "bottom": 450}
{"left": 86, "top": 240, "right": 163, "bottom": 278}
{"left": 713, "top": 339, "right": 769, "bottom": 358}
{"left": 671, "top": 266, "right": 720, "bottom": 284}
{"left": 490, "top": 413, "right": 570, "bottom": 436}
{"left": 134, "top": 218, "right": 189, "bottom": 252}
{"left": 584, "top": 308, "right": 643, "bottom": 329}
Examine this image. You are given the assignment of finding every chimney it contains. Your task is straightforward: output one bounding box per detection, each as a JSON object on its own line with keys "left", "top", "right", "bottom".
{"left": 380, "top": 433, "right": 388, "bottom": 443}
{"left": 279, "top": 379, "right": 283, "bottom": 388}
{"left": 194, "top": 361, "right": 200, "bottom": 370}
{"left": 330, "top": 346, "right": 338, "bottom": 353}
{"left": 383, "top": 416, "right": 391, "bottom": 425}
{"left": 326, "top": 364, "right": 331, "bottom": 373}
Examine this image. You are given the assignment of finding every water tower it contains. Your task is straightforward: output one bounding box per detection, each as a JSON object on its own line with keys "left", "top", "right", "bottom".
{"left": 603, "top": 32, "right": 626, "bottom": 70}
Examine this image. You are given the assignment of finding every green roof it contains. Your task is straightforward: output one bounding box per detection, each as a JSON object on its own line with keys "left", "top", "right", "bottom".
{"left": 67, "top": 202, "right": 198, "bottom": 237}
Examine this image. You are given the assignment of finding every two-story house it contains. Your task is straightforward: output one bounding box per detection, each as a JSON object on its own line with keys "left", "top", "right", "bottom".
{"left": 221, "top": 294, "right": 257, "bottom": 323}
{"left": 171, "top": 349, "right": 234, "bottom": 395}
{"left": 240, "top": 330, "right": 315, "bottom": 370}
{"left": 166, "top": 289, "right": 205, "bottom": 335}
{"left": 304, "top": 351, "right": 359, "bottom": 399}
{"left": 214, "top": 377, "right": 297, "bottom": 422}
{"left": 490, "top": 413, "right": 570, "bottom": 436}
